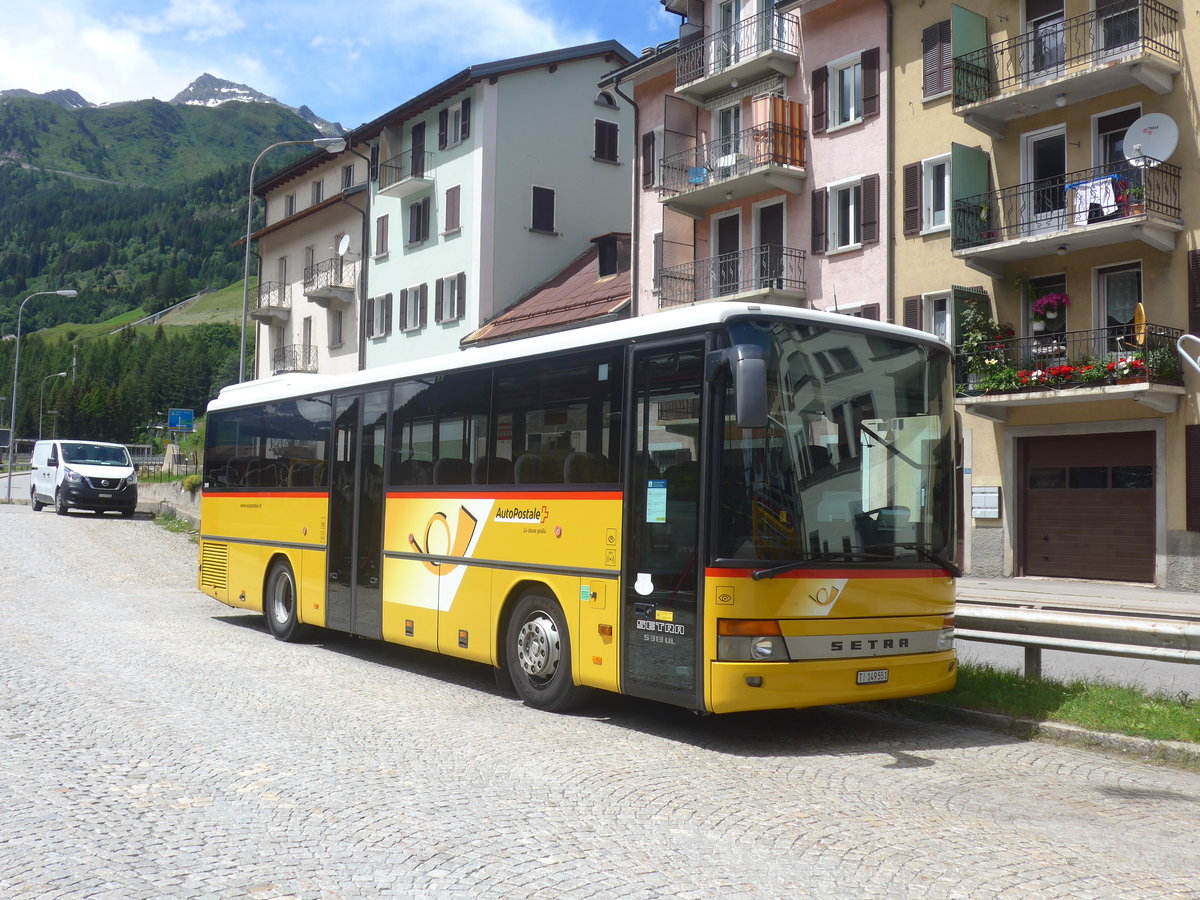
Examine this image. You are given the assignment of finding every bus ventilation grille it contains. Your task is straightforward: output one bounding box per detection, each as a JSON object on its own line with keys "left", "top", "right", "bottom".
{"left": 200, "top": 543, "right": 229, "bottom": 591}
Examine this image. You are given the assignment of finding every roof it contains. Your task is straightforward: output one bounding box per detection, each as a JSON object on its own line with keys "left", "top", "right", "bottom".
{"left": 599, "top": 40, "right": 679, "bottom": 87}
{"left": 461, "top": 239, "right": 631, "bottom": 346}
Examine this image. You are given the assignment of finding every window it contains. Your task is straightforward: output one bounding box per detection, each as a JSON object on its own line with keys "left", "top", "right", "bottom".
{"left": 924, "top": 292, "right": 952, "bottom": 343}
{"left": 390, "top": 371, "right": 489, "bottom": 487}
{"left": 812, "top": 175, "right": 879, "bottom": 254}
{"left": 641, "top": 129, "right": 658, "bottom": 189}
{"left": 831, "top": 181, "right": 861, "bottom": 249}
{"left": 304, "top": 245, "right": 315, "bottom": 273}
{"left": 1098, "top": 262, "right": 1141, "bottom": 353}
{"left": 531, "top": 186, "right": 556, "bottom": 233}
{"left": 595, "top": 91, "right": 617, "bottom": 108}
{"left": 444, "top": 185, "right": 461, "bottom": 233}
{"left": 342, "top": 163, "right": 355, "bottom": 189}
{"left": 922, "top": 21, "right": 952, "bottom": 99}
{"left": 812, "top": 48, "right": 879, "bottom": 133}
{"left": 284, "top": 193, "right": 296, "bottom": 217}
{"left": 407, "top": 197, "right": 431, "bottom": 246}
{"left": 436, "top": 273, "right": 467, "bottom": 323}
{"left": 375, "top": 214, "right": 389, "bottom": 256}
{"left": 830, "top": 56, "right": 862, "bottom": 127}
{"left": 203, "top": 396, "right": 331, "bottom": 490}
{"left": 400, "top": 284, "right": 428, "bottom": 332}
{"left": 329, "top": 308, "right": 344, "bottom": 348}
{"left": 366, "top": 293, "right": 392, "bottom": 338}
{"left": 594, "top": 120, "right": 619, "bottom": 163}
{"left": 438, "top": 98, "right": 471, "bottom": 149}
{"left": 1028, "top": 273, "right": 1066, "bottom": 340}
{"left": 311, "top": 179, "right": 324, "bottom": 205}
{"left": 923, "top": 155, "right": 950, "bottom": 231}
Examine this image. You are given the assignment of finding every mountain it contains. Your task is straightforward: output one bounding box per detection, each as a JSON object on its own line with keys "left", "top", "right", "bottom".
{"left": 169, "top": 73, "right": 342, "bottom": 137}
{"left": 0, "top": 88, "right": 93, "bottom": 110}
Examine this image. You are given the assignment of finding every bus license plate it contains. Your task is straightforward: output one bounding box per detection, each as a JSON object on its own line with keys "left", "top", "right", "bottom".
{"left": 857, "top": 668, "right": 889, "bottom": 685}
{"left": 98, "top": 493, "right": 112, "bottom": 498}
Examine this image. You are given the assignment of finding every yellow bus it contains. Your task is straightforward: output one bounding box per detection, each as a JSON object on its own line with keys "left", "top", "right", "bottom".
{"left": 198, "top": 302, "right": 958, "bottom": 713}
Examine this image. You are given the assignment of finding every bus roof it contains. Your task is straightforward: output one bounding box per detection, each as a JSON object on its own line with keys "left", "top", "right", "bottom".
{"left": 210, "top": 301, "right": 948, "bottom": 413}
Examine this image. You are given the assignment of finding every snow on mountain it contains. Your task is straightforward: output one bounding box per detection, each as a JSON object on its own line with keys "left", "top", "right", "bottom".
{"left": 169, "top": 73, "right": 343, "bottom": 137}
{"left": 0, "top": 88, "right": 94, "bottom": 110}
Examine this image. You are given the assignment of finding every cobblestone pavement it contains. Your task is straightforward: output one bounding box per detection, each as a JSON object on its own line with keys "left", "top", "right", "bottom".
{"left": 2, "top": 503, "right": 1199, "bottom": 899}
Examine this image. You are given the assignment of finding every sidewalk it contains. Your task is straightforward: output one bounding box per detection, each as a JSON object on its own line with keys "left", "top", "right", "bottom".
{"left": 957, "top": 575, "right": 1200, "bottom": 619}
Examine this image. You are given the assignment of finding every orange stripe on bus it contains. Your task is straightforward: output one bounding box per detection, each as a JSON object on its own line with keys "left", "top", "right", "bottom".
{"left": 205, "top": 492, "right": 329, "bottom": 499}
{"left": 706, "top": 567, "right": 951, "bottom": 580}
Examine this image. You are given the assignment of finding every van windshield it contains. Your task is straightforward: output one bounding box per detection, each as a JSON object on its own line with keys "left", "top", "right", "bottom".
{"left": 60, "top": 443, "right": 131, "bottom": 466}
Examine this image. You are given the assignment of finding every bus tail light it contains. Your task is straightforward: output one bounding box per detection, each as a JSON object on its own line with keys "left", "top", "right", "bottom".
{"left": 718, "top": 619, "right": 790, "bottom": 661}
{"left": 937, "top": 615, "right": 955, "bottom": 651}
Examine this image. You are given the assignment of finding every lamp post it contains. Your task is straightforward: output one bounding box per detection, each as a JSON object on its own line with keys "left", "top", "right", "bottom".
{"left": 239, "top": 136, "right": 348, "bottom": 384}
{"left": 6, "top": 290, "right": 78, "bottom": 502}
{"left": 39, "top": 371, "right": 67, "bottom": 440}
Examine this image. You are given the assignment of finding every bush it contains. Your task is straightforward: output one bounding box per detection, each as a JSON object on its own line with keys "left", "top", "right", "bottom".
{"left": 181, "top": 473, "right": 202, "bottom": 493}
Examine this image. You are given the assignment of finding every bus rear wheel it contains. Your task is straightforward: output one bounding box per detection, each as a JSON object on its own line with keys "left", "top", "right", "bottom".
{"left": 505, "top": 591, "right": 589, "bottom": 712}
{"left": 264, "top": 558, "right": 313, "bottom": 642}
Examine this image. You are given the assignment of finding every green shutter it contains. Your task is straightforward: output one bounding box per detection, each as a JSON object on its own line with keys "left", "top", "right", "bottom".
{"left": 951, "top": 142, "right": 991, "bottom": 249}
{"left": 951, "top": 5, "right": 989, "bottom": 105}
{"left": 952, "top": 284, "right": 990, "bottom": 347}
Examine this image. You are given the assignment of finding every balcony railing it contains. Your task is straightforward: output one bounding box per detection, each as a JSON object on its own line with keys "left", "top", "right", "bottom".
{"left": 657, "top": 245, "right": 806, "bottom": 308}
{"left": 254, "top": 282, "right": 291, "bottom": 311}
{"left": 659, "top": 122, "right": 805, "bottom": 197}
{"left": 304, "top": 257, "right": 354, "bottom": 292}
{"left": 677, "top": 9, "right": 799, "bottom": 89}
{"left": 955, "top": 322, "right": 1183, "bottom": 394}
{"left": 954, "top": 0, "right": 1179, "bottom": 107}
{"left": 379, "top": 150, "right": 433, "bottom": 192}
{"left": 272, "top": 344, "right": 318, "bottom": 375}
{"left": 951, "top": 159, "right": 1180, "bottom": 252}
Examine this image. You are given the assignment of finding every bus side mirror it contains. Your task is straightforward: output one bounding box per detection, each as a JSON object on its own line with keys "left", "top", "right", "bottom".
{"left": 706, "top": 344, "right": 767, "bottom": 429}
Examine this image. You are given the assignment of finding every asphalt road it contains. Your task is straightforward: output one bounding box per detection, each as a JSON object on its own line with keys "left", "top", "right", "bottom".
{"left": 1, "top": 502, "right": 1199, "bottom": 899}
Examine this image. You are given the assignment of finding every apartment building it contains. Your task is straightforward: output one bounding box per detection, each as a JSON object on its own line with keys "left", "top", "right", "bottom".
{"left": 249, "top": 141, "right": 371, "bottom": 378}
{"left": 893, "top": 0, "right": 1199, "bottom": 590}
{"left": 352, "top": 43, "right": 635, "bottom": 365}
{"left": 605, "top": 0, "right": 890, "bottom": 320}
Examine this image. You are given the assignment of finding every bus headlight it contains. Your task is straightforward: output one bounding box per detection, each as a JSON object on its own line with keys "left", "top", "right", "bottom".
{"left": 717, "top": 619, "right": 791, "bottom": 661}
{"left": 937, "top": 615, "right": 955, "bottom": 652}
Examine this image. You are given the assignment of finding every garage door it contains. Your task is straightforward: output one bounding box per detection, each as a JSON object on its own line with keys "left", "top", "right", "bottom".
{"left": 1020, "top": 432, "right": 1154, "bottom": 582}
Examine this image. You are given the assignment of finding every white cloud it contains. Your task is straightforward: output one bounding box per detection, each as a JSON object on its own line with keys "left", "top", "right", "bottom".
{"left": 125, "top": 0, "right": 245, "bottom": 41}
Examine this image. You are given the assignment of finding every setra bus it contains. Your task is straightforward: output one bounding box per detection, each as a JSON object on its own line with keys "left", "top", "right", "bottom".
{"left": 198, "top": 302, "right": 958, "bottom": 713}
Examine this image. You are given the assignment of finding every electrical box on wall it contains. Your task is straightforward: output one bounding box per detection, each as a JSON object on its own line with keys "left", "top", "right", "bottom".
{"left": 971, "top": 486, "right": 1000, "bottom": 519}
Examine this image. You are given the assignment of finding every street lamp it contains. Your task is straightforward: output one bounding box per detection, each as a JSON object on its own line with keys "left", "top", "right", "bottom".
{"left": 6, "top": 290, "right": 78, "bottom": 502}
{"left": 39, "top": 371, "right": 67, "bottom": 440}
{"left": 239, "top": 136, "right": 348, "bottom": 383}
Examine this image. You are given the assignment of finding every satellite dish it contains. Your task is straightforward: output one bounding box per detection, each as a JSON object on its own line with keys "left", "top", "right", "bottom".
{"left": 1133, "top": 302, "right": 1146, "bottom": 347}
{"left": 1123, "top": 113, "right": 1178, "bottom": 168}
{"left": 336, "top": 234, "right": 351, "bottom": 257}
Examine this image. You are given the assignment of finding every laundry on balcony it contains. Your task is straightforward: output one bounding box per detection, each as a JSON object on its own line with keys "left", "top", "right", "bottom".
{"left": 1065, "top": 173, "right": 1125, "bottom": 226}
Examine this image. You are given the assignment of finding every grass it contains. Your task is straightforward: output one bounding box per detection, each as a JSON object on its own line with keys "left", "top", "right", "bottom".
{"left": 154, "top": 510, "right": 198, "bottom": 542}
{"left": 915, "top": 662, "right": 1199, "bottom": 744}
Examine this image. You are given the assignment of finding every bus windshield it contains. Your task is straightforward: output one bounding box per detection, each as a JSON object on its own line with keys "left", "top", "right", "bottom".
{"left": 716, "top": 318, "right": 956, "bottom": 571}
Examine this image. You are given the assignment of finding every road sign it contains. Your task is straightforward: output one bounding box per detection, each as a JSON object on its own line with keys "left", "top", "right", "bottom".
{"left": 167, "top": 408, "right": 194, "bottom": 432}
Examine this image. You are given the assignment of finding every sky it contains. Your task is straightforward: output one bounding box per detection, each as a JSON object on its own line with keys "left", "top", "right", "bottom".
{"left": 0, "top": 0, "right": 679, "bottom": 130}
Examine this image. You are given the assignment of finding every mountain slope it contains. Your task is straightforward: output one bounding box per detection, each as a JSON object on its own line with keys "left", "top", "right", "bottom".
{"left": 169, "top": 73, "right": 343, "bottom": 136}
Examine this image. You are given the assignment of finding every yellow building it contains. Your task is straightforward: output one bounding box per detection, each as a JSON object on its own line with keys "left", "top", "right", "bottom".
{"left": 892, "top": 0, "right": 1198, "bottom": 589}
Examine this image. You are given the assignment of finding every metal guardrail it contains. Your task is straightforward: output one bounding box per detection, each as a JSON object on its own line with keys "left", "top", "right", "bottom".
{"left": 956, "top": 602, "right": 1200, "bottom": 679}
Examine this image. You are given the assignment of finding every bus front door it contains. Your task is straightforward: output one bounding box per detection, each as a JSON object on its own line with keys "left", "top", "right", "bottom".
{"left": 327, "top": 389, "right": 388, "bottom": 639}
{"left": 621, "top": 343, "right": 706, "bottom": 709}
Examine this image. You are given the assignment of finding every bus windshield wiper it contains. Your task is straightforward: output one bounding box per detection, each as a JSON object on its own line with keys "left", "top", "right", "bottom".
{"left": 896, "top": 542, "right": 962, "bottom": 577}
{"left": 751, "top": 551, "right": 890, "bottom": 581}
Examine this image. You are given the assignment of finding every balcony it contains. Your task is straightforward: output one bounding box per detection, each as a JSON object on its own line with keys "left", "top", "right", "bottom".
{"left": 675, "top": 9, "right": 799, "bottom": 103}
{"left": 657, "top": 245, "right": 806, "bottom": 309}
{"left": 272, "top": 344, "right": 318, "bottom": 375}
{"left": 953, "top": 0, "right": 1180, "bottom": 137}
{"left": 659, "top": 122, "right": 806, "bottom": 219}
{"left": 249, "top": 282, "right": 292, "bottom": 326}
{"left": 304, "top": 257, "right": 358, "bottom": 308}
{"left": 951, "top": 160, "right": 1181, "bottom": 277}
{"left": 378, "top": 149, "right": 434, "bottom": 198}
{"left": 956, "top": 322, "right": 1184, "bottom": 420}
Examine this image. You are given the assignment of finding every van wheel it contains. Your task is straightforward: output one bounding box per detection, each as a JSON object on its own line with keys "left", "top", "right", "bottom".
{"left": 505, "top": 590, "right": 589, "bottom": 712}
{"left": 54, "top": 490, "right": 69, "bottom": 516}
{"left": 263, "top": 558, "right": 313, "bottom": 642}
{"left": 121, "top": 508, "right": 135, "bottom": 518}
{"left": 30, "top": 488, "right": 44, "bottom": 512}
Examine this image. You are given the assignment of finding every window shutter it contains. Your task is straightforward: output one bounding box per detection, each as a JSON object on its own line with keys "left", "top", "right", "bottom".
{"left": 419, "top": 283, "right": 428, "bottom": 327}
{"left": 438, "top": 108, "right": 449, "bottom": 149}
{"left": 456, "top": 272, "right": 466, "bottom": 318}
{"left": 1189, "top": 249, "right": 1200, "bottom": 335}
{"left": 811, "top": 187, "right": 827, "bottom": 254}
{"left": 811, "top": 66, "right": 828, "bottom": 134}
{"left": 445, "top": 185, "right": 460, "bottom": 232}
{"left": 398, "top": 289, "right": 407, "bottom": 332}
{"left": 903, "top": 295, "right": 922, "bottom": 331}
{"left": 421, "top": 196, "right": 431, "bottom": 242}
{"left": 922, "top": 24, "right": 941, "bottom": 97}
{"left": 461, "top": 98, "right": 471, "bottom": 141}
{"left": 1188, "top": 425, "right": 1200, "bottom": 532}
{"left": 409, "top": 201, "right": 419, "bottom": 244}
{"left": 937, "top": 21, "right": 953, "bottom": 94}
{"left": 861, "top": 174, "right": 880, "bottom": 244}
{"left": 435, "top": 277, "right": 445, "bottom": 322}
{"left": 861, "top": 303, "right": 881, "bottom": 321}
{"left": 641, "top": 131, "right": 656, "bottom": 188}
{"left": 365, "top": 297, "right": 375, "bottom": 337}
{"left": 861, "top": 48, "right": 880, "bottom": 119}
{"left": 903, "top": 162, "right": 922, "bottom": 235}
{"left": 652, "top": 232, "right": 664, "bottom": 291}
{"left": 369, "top": 144, "right": 379, "bottom": 181}
{"left": 384, "top": 292, "right": 393, "bottom": 334}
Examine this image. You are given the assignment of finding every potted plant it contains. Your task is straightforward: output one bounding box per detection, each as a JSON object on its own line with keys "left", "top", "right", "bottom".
{"left": 1031, "top": 292, "right": 1069, "bottom": 322}
{"left": 1126, "top": 183, "right": 1145, "bottom": 216}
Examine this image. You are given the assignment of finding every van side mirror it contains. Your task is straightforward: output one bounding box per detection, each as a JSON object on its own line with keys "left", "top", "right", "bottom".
{"left": 48, "top": 457, "right": 58, "bottom": 468}
{"left": 705, "top": 344, "right": 768, "bottom": 428}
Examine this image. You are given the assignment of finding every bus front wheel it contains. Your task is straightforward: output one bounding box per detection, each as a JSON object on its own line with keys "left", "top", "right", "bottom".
{"left": 505, "top": 591, "right": 589, "bottom": 712}
{"left": 264, "top": 558, "right": 313, "bottom": 643}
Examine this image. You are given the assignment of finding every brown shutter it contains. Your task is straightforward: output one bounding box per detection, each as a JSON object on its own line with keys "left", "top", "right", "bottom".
{"left": 398, "top": 289, "right": 407, "bottom": 332}
{"left": 861, "top": 303, "right": 881, "bottom": 320}
{"left": 419, "top": 283, "right": 428, "bottom": 327}
{"left": 811, "top": 66, "right": 828, "bottom": 134}
{"left": 435, "top": 277, "right": 445, "bottom": 322}
{"left": 903, "top": 162, "right": 922, "bottom": 235}
{"left": 923, "top": 22, "right": 952, "bottom": 97}
{"left": 456, "top": 272, "right": 466, "bottom": 318}
{"left": 903, "top": 295, "right": 922, "bottom": 331}
{"left": 641, "top": 131, "right": 656, "bottom": 188}
{"left": 422, "top": 197, "right": 431, "bottom": 242}
{"left": 937, "top": 21, "right": 953, "bottom": 94}
{"left": 369, "top": 144, "right": 379, "bottom": 181}
{"left": 384, "top": 292, "right": 393, "bottom": 334}
{"left": 1189, "top": 249, "right": 1200, "bottom": 335}
{"left": 811, "top": 187, "right": 827, "bottom": 254}
{"left": 1188, "top": 425, "right": 1200, "bottom": 532}
{"left": 438, "top": 108, "right": 449, "bottom": 149}
{"left": 861, "top": 174, "right": 880, "bottom": 244}
{"left": 862, "top": 48, "right": 880, "bottom": 119}
{"left": 365, "top": 297, "right": 375, "bottom": 337}
{"left": 461, "top": 98, "right": 471, "bottom": 140}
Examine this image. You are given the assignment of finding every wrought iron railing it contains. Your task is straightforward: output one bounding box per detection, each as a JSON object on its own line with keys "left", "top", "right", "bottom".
{"left": 272, "top": 344, "right": 319, "bottom": 374}
{"left": 303, "top": 257, "right": 357, "bottom": 293}
{"left": 379, "top": 150, "right": 433, "bottom": 190}
{"left": 953, "top": 0, "right": 1178, "bottom": 106}
{"left": 659, "top": 122, "right": 805, "bottom": 196}
{"left": 677, "top": 9, "right": 799, "bottom": 87}
{"left": 657, "top": 245, "right": 806, "bottom": 308}
{"left": 955, "top": 322, "right": 1183, "bottom": 393}
{"left": 951, "top": 158, "right": 1180, "bottom": 251}
{"left": 255, "top": 282, "right": 292, "bottom": 310}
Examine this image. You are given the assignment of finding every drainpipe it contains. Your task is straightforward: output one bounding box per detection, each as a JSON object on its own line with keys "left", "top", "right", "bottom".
{"left": 611, "top": 76, "right": 640, "bottom": 317}
{"left": 884, "top": 0, "right": 895, "bottom": 324}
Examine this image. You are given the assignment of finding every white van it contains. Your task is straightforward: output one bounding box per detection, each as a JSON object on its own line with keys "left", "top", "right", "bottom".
{"left": 30, "top": 440, "right": 139, "bottom": 517}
